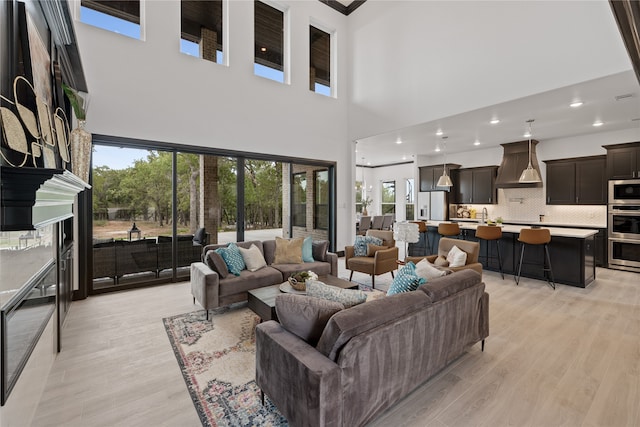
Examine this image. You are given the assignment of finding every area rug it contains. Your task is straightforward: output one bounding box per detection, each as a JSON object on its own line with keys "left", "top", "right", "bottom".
{"left": 163, "top": 306, "right": 288, "bottom": 427}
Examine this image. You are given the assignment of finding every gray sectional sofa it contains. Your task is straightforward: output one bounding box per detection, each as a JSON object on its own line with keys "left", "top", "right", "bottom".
{"left": 255, "top": 269, "right": 489, "bottom": 427}
{"left": 190, "top": 239, "right": 338, "bottom": 314}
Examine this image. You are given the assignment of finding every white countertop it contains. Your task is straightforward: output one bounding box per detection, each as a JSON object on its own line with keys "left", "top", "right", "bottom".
{"left": 441, "top": 217, "right": 607, "bottom": 229}
{"left": 416, "top": 220, "right": 599, "bottom": 239}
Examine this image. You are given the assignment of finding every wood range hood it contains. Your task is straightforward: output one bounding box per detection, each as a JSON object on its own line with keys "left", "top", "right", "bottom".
{"left": 494, "top": 140, "right": 543, "bottom": 189}
{"left": 1, "top": 167, "right": 90, "bottom": 231}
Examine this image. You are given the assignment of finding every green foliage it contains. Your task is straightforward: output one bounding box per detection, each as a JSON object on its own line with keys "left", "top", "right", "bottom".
{"left": 62, "top": 83, "right": 86, "bottom": 120}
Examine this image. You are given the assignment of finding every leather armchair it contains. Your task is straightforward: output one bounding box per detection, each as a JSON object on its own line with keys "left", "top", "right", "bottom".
{"left": 345, "top": 230, "right": 399, "bottom": 288}
{"left": 406, "top": 237, "right": 482, "bottom": 276}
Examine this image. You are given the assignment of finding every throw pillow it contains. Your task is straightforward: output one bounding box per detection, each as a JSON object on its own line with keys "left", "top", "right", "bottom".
{"left": 306, "top": 281, "right": 367, "bottom": 308}
{"left": 387, "top": 262, "right": 426, "bottom": 296}
{"left": 446, "top": 245, "right": 468, "bottom": 268}
{"left": 415, "top": 258, "right": 447, "bottom": 280}
{"left": 434, "top": 255, "right": 450, "bottom": 267}
{"left": 275, "top": 294, "right": 344, "bottom": 346}
{"left": 274, "top": 237, "right": 304, "bottom": 264}
{"left": 238, "top": 244, "right": 267, "bottom": 272}
{"left": 353, "top": 235, "right": 383, "bottom": 257}
{"left": 204, "top": 250, "right": 229, "bottom": 279}
{"left": 312, "top": 240, "right": 329, "bottom": 262}
{"left": 215, "top": 242, "right": 246, "bottom": 276}
{"left": 366, "top": 244, "right": 388, "bottom": 257}
{"left": 302, "top": 236, "right": 314, "bottom": 263}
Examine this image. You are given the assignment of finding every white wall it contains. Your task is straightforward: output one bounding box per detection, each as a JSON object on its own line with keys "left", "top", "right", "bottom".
{"left": 73, "top": 0, "right": 355, "bottom": 249}
{"left": 347, "top": 0, "right": 632, "bottom": 142}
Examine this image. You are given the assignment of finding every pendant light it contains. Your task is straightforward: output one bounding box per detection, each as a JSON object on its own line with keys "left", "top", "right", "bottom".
{"left": 436, "top": 136, "right": 453, "bottom": 187}
{"left": 518, "top": 119, "right": 542, "bottom": 183}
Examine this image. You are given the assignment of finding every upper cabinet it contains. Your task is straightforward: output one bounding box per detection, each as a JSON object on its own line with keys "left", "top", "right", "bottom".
{"left": 604, "top": 142, "right": 640, "bottom": 179}
{"left": 451, "top": 166, "right": 498, "bottom": 204}
{"left": 545, "top": 156, "right": 606, "bottom": 205}
{"left": 419, "top": 164, "right": 460, "bottom": 191}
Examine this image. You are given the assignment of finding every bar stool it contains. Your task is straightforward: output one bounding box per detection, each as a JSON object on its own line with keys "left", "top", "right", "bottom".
{"left": 437, "top": 223, "right": 461, "bottom": 255}
{"left": 476, "top": 225, "right": 504, "bottom": 279}
{"left": 515, "top": 228, "right": 555, "bottom": 289}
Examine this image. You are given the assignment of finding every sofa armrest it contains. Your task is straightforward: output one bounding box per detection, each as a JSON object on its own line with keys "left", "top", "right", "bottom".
{"left": 327, "top": 252, "right": 338, "bottom": 276}
{"left": 373, "top": 246, "right": 399, "bottom": 274}
{"left": 450, "top": 262, "right": 483, "bottom": 277}
{"left": 190, "top": 262, "right": 220, "bottom": 310}
{"left": 256, "top": 321, "right": 342, "bottom": 427}
{"left": 344, "top": 245, "right": 355, "bottom": 263}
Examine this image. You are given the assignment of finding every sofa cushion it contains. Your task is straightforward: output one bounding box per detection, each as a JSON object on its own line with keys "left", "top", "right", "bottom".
{"left": 353, "top": 235, "right": 383, "bottom": 257}
{"left": 274, "top": 237, "right": 304, "bottom": 264}
{"left": 215, "top": 242, "right": 246, "bottom": 276}
{"left": 366, "top": 244, "right": 388, "bottom": 257}
{"left": 316, "top": 290, "right": 432, "bottom": 360}
{"left": 418, "top": 269, "right": 482, "bottom": 302}
{"left": 312, "top": 240, "right": 329, "bottom": 262}
{"left": 387, "top": 262, "right": 426, "bottom": 296}
{"left": 302, "top": 236, "right": 314, "bottom": 262}
{"left": 415, "top": 258, "right": 449, "bottom": 280}
{"left": 204, "top": 250, "right": 229, "bottom": 279}
{"left": 238, "top": 244, "right": 267, "bottom": 272}
{"left": 434, "top": 255, "right": 450, "bottom": 267}
{"left": 306, "top": 280, "right": 367, "bottom": 308}
{"left": 275, "top": 294, "right": 344, "bottom": 346}
{"left": 446, "top": 245, "right": 468, "bottom": 267}
{"left": 217, "top": 266, "right": 284, "bottom": 297}
{"left": 272, "top": 261, "right": 332, "bottom": 278}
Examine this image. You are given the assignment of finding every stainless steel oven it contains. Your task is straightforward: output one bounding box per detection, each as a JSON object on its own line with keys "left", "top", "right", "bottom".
{"left": 608, "top": 238, "right": 640, "bottom": 271}
{"left": 608, "top": 205, "right": 640, "bottom": 240}
{"left": 609, "top": 179, "right": 640, "bottom": 204}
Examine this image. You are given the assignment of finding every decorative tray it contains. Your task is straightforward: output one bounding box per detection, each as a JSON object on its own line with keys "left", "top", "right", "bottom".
{"left": 279, "top": 282, "right": 307, "bottom": 295}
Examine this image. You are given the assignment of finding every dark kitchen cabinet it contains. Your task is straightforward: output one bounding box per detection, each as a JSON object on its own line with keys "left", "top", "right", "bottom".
{"left": 419, "top": 164, "right": 460, "bottom": 191}
{"left": 452, "top": 166, "right": 498, "bottom": 204}
{"left": 545, "top": 156, "right": 606, "bottom": 205}
{"left": 604, "top": 142, "right": 640, "bottom": 179}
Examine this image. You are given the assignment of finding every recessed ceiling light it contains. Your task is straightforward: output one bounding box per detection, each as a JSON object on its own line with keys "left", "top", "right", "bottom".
{"left": 490, "top": 118, "right": 500, "bottom": 125}
{"left": 523, "top": 131, "right": 531, "bottom": 138}
{"left": 402, "top": 155, "right": 407, "bottom": 160}
{"left": 474, "top": 140, "right": 481, "bottom": 146}
{"left": 436, "top": 129, "right": 443, "bottom": 136}
{"left": 570, "top": 101, "right": 583, "bottom": 108}
{"left": 593, "top": 120, "right": 604, "bottom": 127}
{"left": 435, "top": 147, "right": 441, "bottom": 152}
{"left": 260, "top": 47, "right": 267, "bottom": 52}
{"left": 396, "top": 139, "right": 402, "bottom": 144}
{"left": 367, "top": 162, "right": 371, "bottom": 165}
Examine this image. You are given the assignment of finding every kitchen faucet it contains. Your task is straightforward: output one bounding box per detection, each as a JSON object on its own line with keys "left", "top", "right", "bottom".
{"left": 481, "top": 207, "right": 488, "bottom": 224}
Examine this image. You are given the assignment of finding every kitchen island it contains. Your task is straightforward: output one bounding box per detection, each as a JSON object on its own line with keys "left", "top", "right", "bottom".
{"left": 409, "top": 220, "right": 598, "bottom": 287}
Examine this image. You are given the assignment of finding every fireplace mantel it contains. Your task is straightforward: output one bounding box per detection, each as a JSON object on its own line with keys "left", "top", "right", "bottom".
{"left": 0, "top": 166, "right": 90, "bottom": 231}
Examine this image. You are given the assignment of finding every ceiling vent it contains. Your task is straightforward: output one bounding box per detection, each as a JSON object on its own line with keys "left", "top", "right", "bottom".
{"left": 615, "top": 93, "right": 635, "bottom": 101}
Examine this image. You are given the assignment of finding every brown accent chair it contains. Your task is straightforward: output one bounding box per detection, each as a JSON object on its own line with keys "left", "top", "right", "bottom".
{"left": 406, "top": 237, "right": 482, "bottom": 276}
{"left": 345, "top": 230, "right": 399, "bottom": 288}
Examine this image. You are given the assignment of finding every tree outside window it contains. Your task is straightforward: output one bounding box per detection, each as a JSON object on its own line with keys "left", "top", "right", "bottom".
{"left": 381, "top": 181, "right": 395, "bottom": 216}
{"left": 292, "top": 172, "right": 306, "bottom": 227}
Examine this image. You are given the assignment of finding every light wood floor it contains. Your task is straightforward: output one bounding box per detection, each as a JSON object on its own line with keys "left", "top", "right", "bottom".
{"left": 32, "top": 264, "right": 640, "bottom": 426}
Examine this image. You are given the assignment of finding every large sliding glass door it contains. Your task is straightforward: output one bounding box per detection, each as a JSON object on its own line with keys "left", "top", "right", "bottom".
{"left": 87, "top": 139, "right": 335, "bottom": 294}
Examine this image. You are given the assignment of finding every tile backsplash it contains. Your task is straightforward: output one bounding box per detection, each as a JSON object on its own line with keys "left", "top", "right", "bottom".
{"left": 460, "top": 188, "right": 607, "bottom": 227}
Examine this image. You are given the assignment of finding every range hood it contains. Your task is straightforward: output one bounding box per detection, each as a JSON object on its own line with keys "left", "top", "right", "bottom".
{"left": 1, "top": 167, "right": 90, "bottom": 231}
{"left": 495, "top": 140, "right": 543, "bottom": 188}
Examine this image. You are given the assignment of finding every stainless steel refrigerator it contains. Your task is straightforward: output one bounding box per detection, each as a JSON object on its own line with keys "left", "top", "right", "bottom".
{"left": 417, "top": 191, "right": 448, "bottom": 221}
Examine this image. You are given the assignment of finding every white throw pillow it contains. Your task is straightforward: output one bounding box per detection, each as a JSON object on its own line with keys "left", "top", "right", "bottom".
{"left": 415, "top": 258, "right": 448, "bottom": 279}
{"left": 238, "top": 244, "right": 267, "bottom": 272}
{"left": 446, "top": 245, "right": 468, "bottom": 268}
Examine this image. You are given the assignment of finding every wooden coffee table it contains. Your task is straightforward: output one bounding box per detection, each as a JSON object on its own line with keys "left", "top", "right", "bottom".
{"left": 247, "top": 275, "right": 358, "bottom": 322}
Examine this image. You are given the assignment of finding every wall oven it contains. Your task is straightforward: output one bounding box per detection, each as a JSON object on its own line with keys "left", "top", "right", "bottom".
{"left": 608, "top": 179, "right": 640, "bottom": 272}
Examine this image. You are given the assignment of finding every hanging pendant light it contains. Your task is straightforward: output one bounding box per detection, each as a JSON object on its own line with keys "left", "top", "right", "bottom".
{"left": 519, "top": 119, "right": 542, "bottom": 183}
{"left": 436, "top": 136, "right": 453, "bottom": 187}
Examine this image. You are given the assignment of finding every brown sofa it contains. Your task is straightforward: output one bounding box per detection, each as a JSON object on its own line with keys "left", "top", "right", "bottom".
{"left": 406, "top": 236, "right": 483, "bottom": 276}
{"left": 255, "top": 269, "right": 489, "bottom": 427}
{"left": 190, "top": 239, "right": 338, "bottom": 314}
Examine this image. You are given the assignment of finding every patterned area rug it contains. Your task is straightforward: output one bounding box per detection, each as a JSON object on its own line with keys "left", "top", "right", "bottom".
{"left": 163, "top": 305, "right": 288, "bottom": 427}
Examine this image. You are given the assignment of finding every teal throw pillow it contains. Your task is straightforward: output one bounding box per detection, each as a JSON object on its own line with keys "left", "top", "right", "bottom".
{"left": 387, "top": 262, "right": 426, "bottom": 296}
{"left": 302, "top": 236, "right": 314, "bottom": 263}
{"left": 306, "top": 280, "right": 367, "bottom": 308}
{"left": 215, "top": 242, "right": 246, "bottom": 276}
{"left": 353, "top": 235, "right": 383, "bottom": 257}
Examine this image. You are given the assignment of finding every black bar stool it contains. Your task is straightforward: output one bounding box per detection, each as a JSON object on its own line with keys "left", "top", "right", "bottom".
{"left": 515, "top": 228, "right": 555, "bottom": 289}
{"left": 476, "top": 225, "right": 504, "bottom": 279}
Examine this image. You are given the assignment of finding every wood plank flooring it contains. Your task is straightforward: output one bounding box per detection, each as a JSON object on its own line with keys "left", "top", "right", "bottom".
{"left": 32, "top": 264, "right": 639, "bottom": 426}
